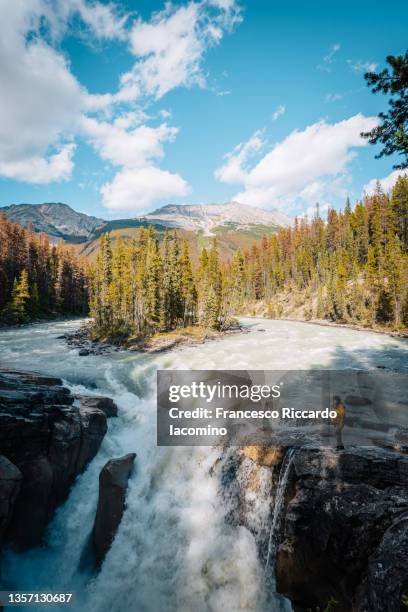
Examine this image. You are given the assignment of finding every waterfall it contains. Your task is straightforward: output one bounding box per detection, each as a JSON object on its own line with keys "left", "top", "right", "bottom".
{"left": 1, "top": 317, "right": 405, "bottom": 612}
{"left": 265, "top": 448, "right": 296, "bottom": 574}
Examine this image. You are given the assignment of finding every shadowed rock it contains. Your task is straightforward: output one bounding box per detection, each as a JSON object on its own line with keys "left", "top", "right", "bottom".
{"left": 0, "top": 368, "right": 114, "bottom": 551}
{"left": 274, "top": 447, "right": 408, "bottom": 612}
{"left": 358, "top": 514, "right": 408, "bottom": 611}
{"left": 93, "top": 453, "right": 136, "bottom": 565}
{"left": 0, "top": 456, "right": 22, "bottom": 546}
{"left": 75, "top": 395, "right": 118, "bottom": 418}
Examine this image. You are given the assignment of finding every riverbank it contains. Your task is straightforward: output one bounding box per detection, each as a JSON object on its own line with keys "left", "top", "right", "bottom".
{"left": 287, "top": 316, "right": 408, "bottom": 338}
{"left": 260, "top": 315, "right": 408, "bottom": 339}
{"left": 242, "top": 293, "right": 408, "bottom": 339}
{"left": 64, "top": 321, "right": 246, "bottom": 355}
{"left": 242, "top": 308, "right": 408, "bottom": 339}
{"left": 0, "top": 314, "right": 86, "bottom": 331}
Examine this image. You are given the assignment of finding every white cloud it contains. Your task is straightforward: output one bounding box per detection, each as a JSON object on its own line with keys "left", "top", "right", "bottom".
{"left": 325, "top": 93, "right": 343, "bottom": 103}
{"left": 82, "top": 118, "right": 178, "bottom": 168}
{"left": 0, "top": 0, "right": 241, "bottom": 211}
{"left": 0, "top": 3, "right": 86, "bottom": 183}
{"left": 120, "top": 0, "right": 242, "bottom": 100}
{"left": 208, "top": 0, "right": 237, "bottom": 9}
{"left": 80, "top": 116, "right": 190, "bottom": 211}
{"left": 62, "top": 0, "right": 128, "bottom": 40}
{"left": 215, "top": 130, "right": 264, "bottom": 184}
{"left": 347, "top": 59, "right": 378, "bottom": 73}
{"left": 363, "top": 169, "right": 407, "bottom": 195}
{"left": 0, "top": 0, "right": 127, "bottom": 184}
{"left": 272, "top": 105, "right": 285, "bottom": 121}
{"left": 302, "top": 202, "right": 330, "bottom": 220}
{"left": 215, "top": 114, "right": 377, "bottom": 212}
{"left": 85, "top": 0, "right": 242, "bottom": 211}
{"left": 0, "top": 144, "right": 76, "bottom": 183}
{"left": 101, "top": 166, "right": 190, "bottom": 211}
{"left": 317, "top": 43, "right": 341, "bottom": 72}
{"left": 113, "top": 110, "right": 150, "bottom": 130}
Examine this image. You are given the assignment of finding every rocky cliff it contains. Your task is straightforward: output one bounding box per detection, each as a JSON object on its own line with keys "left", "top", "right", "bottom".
{"left": 1, "top": 203, "right": 105, "bottom": 242}
{"left": 276, "top": 447, "right": 408, "bottom": 612}
{"left": 0, "top": 368, "right": 116, "bottom": 551}
{"left": 142, "top": 201, "right": 291, "bottom": 234}
{"left": 221, "top": 444, "right": 408, "bottom": 612}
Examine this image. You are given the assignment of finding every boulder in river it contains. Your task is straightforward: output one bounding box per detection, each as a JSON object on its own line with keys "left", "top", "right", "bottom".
{"left": 0, "top": 368, "right": 116, "bottom": 551}
{"left": 93, "top": 453, "right": 136, "bottom": 565}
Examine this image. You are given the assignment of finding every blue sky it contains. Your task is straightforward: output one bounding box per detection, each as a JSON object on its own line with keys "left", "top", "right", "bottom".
{"left": 0, "top": 0, "right": 407, "bottom": 219}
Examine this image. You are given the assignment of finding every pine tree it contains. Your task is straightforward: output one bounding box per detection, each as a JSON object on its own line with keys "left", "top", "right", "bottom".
{"left": 180, "top": 240, "right": 196, "bottom": 326}
{"left": 10, "top": 270, "right": 30, "bottom": 323}
{"left": 384, "top": 236, "right": 406, "bottom": 325}
{"left": 391, "top": 174, "right": 408, "bottom": 251}
{"left": 144, "top": 235, "right": 161, "bottom": 332}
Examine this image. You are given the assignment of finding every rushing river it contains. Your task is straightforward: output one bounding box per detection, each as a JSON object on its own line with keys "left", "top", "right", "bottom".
{"left": 0, "top": 318, "right": 407, "bottom": 612}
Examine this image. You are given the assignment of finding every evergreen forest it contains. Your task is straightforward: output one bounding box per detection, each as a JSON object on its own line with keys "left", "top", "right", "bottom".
{"left": 89, "top": 176, "right": 408, "bottom": 340}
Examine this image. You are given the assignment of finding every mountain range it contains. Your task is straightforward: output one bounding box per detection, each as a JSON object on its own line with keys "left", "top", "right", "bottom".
{"left": 1, "top": 203, "right": 105, "bottom": 243}
{"left": 143, "top": 202, "right": 291, "bottom": 235}
{"left": 1, "top": 201, "right": 291, "bottom": 259}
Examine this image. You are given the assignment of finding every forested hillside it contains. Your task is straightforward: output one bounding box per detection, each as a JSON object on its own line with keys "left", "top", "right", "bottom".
{"left": 2, "top": 176, "right": 407, "bottom": 335}
{"left": 88, "top": 176, "right": 408, "bottom": 342}
{"left": 0, "top": 214, "right": 89, "bottom": 323}
{"left": 227, "top": 176, "right": 408, "bottom": 330}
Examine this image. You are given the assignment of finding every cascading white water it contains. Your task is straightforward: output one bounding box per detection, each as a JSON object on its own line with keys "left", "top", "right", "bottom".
{"left": 0, "top": 317, "right": 406, "bottom": 612}
{"left": 265, "top": 449, "right": 296, "bottom": 574}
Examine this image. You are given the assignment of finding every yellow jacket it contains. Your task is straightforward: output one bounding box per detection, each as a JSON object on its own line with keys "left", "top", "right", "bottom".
{"left": 332, "top": 402, "right": 346, "bottom": 428}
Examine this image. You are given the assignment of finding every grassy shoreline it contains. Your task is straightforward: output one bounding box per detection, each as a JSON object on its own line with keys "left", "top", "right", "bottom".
{"left": 82, "top": 321, "right": 245, "bottom": 354}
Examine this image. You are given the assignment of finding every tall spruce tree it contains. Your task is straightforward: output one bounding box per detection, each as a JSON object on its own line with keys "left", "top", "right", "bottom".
{"left": 11, "top": 270, "right": 30, "bottom": 323}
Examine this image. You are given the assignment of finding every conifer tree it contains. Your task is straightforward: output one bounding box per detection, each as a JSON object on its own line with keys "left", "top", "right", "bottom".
{"left": 144, "top": 234, "right": 162, "bottom": 331}
{"left": 384, "top": 236, "right": 406, "bottom": 324}
{"left": 180, "top": 240, "right": 197, "bottom": 326}
{"left": 11, "top": 270, "right": 30, "bottom": 323}
{"left": 391, "top": 174, "right": 408, "bottom": 250}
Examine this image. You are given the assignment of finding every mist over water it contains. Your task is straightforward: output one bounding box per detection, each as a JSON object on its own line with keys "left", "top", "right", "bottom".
{"left": 0, "top": 318, "right": 407, "bottom": 611}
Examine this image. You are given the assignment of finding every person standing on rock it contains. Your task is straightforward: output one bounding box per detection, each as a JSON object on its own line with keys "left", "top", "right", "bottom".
{"left": 332, "top": 395, "right": 346, "bottom": 450}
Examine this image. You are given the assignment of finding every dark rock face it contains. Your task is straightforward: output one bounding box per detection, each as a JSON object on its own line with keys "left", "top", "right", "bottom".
{"left": 0, "top": 456, "right": 22, "bottom": 547}
{"left": 76, "top": 405, "right": 108, "bottom": 474}
{"left": 0, "top": 368, "right": 115, "bottom": 551}
{"left": 358, "top": 514, "right": 408, "bottom": 611}
{"left": 275, "top": 448, "right": 408, "bottom": 612}
{"left": 93, "top": 453, "right": 136, "bottom": 565}
{"left": 9, "top": 457, "right": 54, "bottom": 550}
{"left": 75, "top": 395, "right": 118, "bottom": 418}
